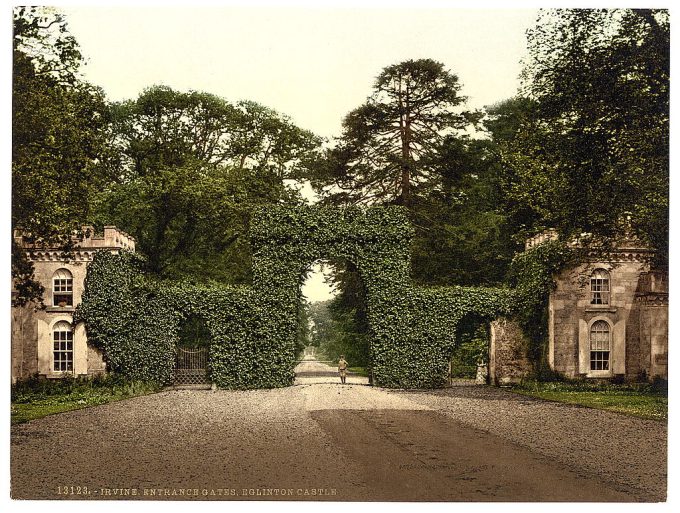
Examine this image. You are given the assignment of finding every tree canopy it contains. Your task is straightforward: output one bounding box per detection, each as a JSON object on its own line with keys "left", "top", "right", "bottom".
{"left": 93, "top": 86, "right": 323, "bottom": 280}
{"left": 496, "top": 9, "right": 669, "bottom": 263}
{"left": 108, "top": 87, "right": 321, "bottom": 181}
{"left": 12, "top": 6, "right": 111, "bottom": 305}
{"left": 12, "top": 3, "right": 668, "bottom": 362}
{"left": 312, "top": 58, "right": 478, "bottom": 207}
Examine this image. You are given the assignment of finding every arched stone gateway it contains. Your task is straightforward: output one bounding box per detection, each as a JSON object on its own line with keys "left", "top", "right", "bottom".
{"left": 77, "top": 206, "right": 513, "bottom": 389}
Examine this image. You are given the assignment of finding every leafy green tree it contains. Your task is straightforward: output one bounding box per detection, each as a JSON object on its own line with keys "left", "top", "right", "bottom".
{"left": 483, "top": 97, "right": 538, "bottom": 145}
{"left": 12, "top": 7, "right": 111, "bottom": 305}
{"left": 94, "top": 86, "right": 322, "bottom": 280}
{"left": 313, "top": 59, "right": 478, "bottom": 207}
{"left": 92, "top": 162, "right": 277, "bottom": 282}
{"left": 311, "top": 60, "right": 514, "bottom": 358}
{"left": 313, "top": 60, "right": 517, "bottom": 288}
{"left": 308, "top": 300, "right": 333, "bottom": 348}
{"left": 109, "top": 86, "right": 239, "bottom": 177}
{"left": 311, "top": 299, "right": 370, "bottom": 368}
{"left": 499, "top": 9, "right": 669, "bottom": 263}
{"left": 177, "top": 314, "right": 212, "bottom": 348}
{"left": 411, "top": 136, "right": 518, "bottom": 286}
{"left": 449, "top": 324, "right": 490, "bottom": 379}
{"left": 229, "top": 100, "right": 322, "bottom": 180}
{"left": 108, "top": 87, "right": 321, "bottom": 180}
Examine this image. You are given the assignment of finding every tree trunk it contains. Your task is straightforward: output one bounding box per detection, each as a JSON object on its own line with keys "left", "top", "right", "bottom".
{"left": 399, "top": 80, "right": 412, "bottom": 207}
{"left": 401, "top": 160, "right": 410, "bottom": 206}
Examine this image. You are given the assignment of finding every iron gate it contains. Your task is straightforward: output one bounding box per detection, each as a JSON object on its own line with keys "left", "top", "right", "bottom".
{"left": 174, "top": 347, "right": 210, "bottom": 385}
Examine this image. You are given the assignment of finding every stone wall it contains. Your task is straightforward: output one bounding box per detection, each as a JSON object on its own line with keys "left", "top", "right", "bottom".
{"left": 11, "top": 307, "right": 38, "bottom": 380}
{"left": 636, "top": 271, "right": 668, "bottom": 380}
{"left": 11, "top": 258, "right": 106, "bottom": 382}
{"left": 487, "top": 255, "right": 668, "bottom": 385}
{"left": 548, "top": 257, "right": 667, "bottom": 381}
{"left": 14, "top": 225, "right": 135, "bottom": 252}
{"left": 489, "top": 318, "right": 532, "bottom": 385}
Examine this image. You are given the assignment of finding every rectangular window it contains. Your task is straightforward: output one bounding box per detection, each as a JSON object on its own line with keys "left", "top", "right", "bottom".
{"left": 591, "top": 278, "right": 610, "bottom": 305}
{"left": 53, "top": 278, "right": 73, "bottom": 306}
{"left": 590, "top": 350, "right": 610, "bottom": 371}
{"left": 53, "top": 330, "right": 74, "bottom": 372}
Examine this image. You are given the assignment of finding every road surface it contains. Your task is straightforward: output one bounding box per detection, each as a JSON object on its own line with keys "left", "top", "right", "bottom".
{"left": 11, "top": 359, "right": 666, "bottom": 501}
{"left": 294, "top": 355, "right": 369, "bottom": 385}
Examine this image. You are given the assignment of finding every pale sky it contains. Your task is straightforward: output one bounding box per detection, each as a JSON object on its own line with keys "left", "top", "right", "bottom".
{"left": 302, "top": 262, "right": 336, "bottom": 303}
{"left": 62, "top": 5, "right": 537, "bottom": 139}
{"left": 56, "top": 4, "right": 539, "bottom": 302}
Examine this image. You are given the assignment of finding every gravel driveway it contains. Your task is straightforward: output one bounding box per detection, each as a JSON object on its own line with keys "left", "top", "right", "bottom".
{"left": 11, "top": 363, "right": 666, "bottom": 502}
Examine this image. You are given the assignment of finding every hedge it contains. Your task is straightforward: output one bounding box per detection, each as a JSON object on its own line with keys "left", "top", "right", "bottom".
{"left": 75, "top": 205, "right": 515, "bottom": 389}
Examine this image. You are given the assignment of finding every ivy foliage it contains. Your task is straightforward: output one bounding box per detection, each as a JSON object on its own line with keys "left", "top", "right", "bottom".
{"left": 506, "top": 240, "right": 573, "bottom": 372}
{"left": 74, "top": 252, "right": 178, "bottom": 384}
{"left": 77, "top": 206, "right": 515, "bottom": 389}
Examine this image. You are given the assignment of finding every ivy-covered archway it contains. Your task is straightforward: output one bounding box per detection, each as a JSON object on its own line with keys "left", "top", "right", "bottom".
{"left": 76, "top": 206, "right": 514, "bottom": 389}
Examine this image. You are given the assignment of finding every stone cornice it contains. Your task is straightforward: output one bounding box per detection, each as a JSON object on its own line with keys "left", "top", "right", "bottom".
{"left": 582, "top": 248, "right": 655, "bottom": 264}
{"left": 26, "top": 249, "right": 122, "bottom": 263}
{"left": 526, "top": 229, "right": 657, "bottom": 264}
{"left": 635, "top": 293, "right": 669, "bottom": 305}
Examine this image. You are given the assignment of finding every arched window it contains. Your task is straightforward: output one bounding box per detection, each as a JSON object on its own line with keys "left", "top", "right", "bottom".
{"left": 590, "top": 269, "right": 610, "bottom": 305}
{"left": 53, "top": 321, "right": 73, "bottom": 372}
{"left": 53, "top": 268, "right": 73, "bottom": 307}
{"left": 590, "top": 320, "right": 610, "bottom": 371}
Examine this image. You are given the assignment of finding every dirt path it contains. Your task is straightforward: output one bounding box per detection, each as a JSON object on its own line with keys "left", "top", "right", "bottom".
{"left": 11, "top": 370, "right": 666, "bottom": 501}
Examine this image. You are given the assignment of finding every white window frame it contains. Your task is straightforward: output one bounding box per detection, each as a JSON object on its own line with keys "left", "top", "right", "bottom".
{"left": 589, "top": 319, "right": 612, "bottom": 376}
{"left": 52, "top": 320, "right": 74, "bottom": 373}
{"left": 52, "top": 268, "right": 74, "bottom": 307}
{"left": 590, "top": 268, "right": 610, "bottom": 305}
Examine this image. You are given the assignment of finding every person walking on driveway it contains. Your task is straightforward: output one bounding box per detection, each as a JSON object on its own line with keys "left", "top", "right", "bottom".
{"left": 338, "top": 355, "right": 348, "bottom": 384}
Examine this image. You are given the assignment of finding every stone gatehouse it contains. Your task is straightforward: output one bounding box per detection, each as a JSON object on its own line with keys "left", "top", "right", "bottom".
{"left": 11, "top": 226, "right": 135, "bottom": 383}
{"left": 533, "top": 233, "right": 668, "bottom": 381}
{"left": 489, "top": 233, "right": 668, "bottom": 385}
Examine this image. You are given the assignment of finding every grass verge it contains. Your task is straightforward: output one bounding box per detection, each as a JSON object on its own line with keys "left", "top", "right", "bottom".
{"left": 510, "top": 380, "right": 667, "bottom": 421}
{"left": 11, "top": 374, "right": 161, "bottom": 425}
